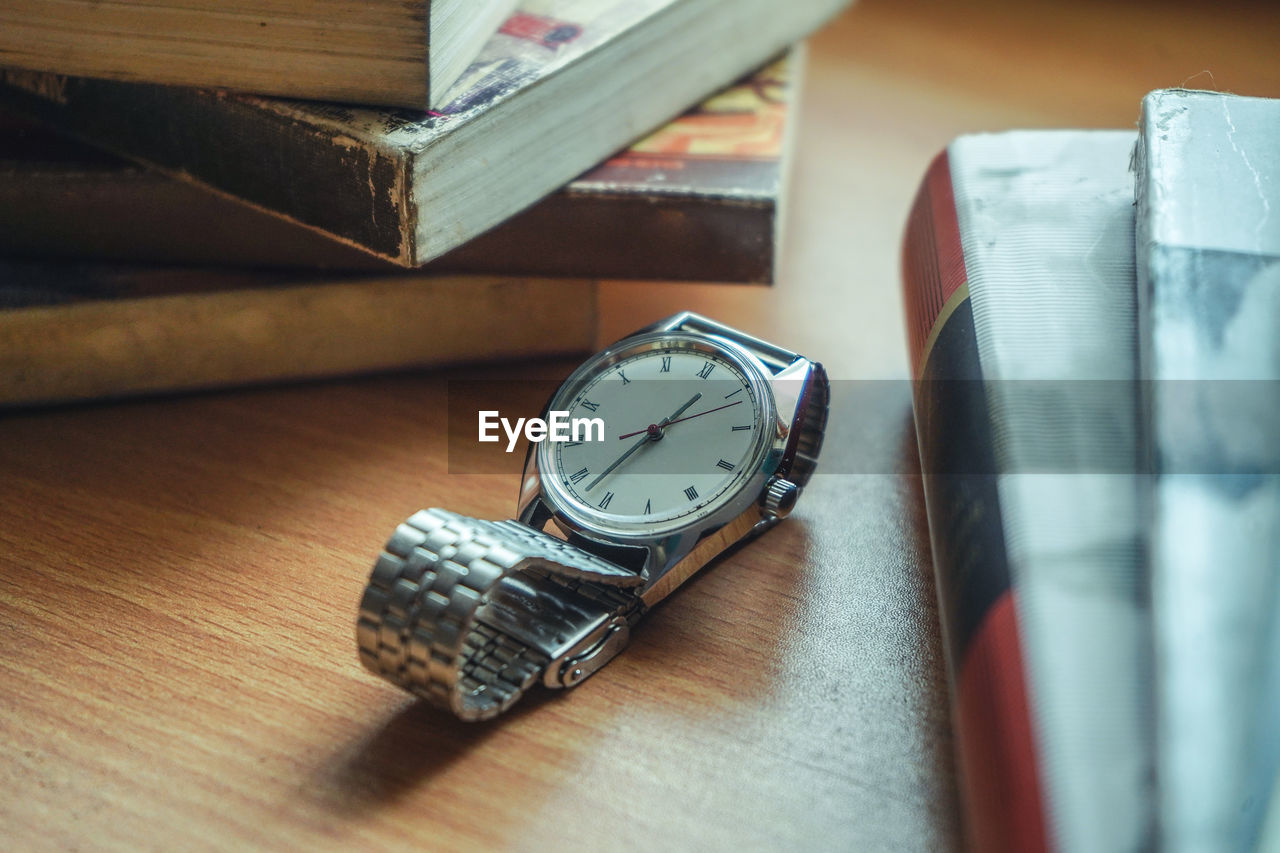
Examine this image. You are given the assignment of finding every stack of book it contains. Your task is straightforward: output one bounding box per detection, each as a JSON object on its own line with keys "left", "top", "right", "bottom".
{"left": 0, "top": 0, "right": 851, "bottom": 406}
{"left": 902, "top": 90, "right": 1280, "bottom": 852}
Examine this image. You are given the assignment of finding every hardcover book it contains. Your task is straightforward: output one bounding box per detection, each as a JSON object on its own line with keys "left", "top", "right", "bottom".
{"left": 0, "top": 264, "right": 596, "bottom": 407}
{"left": 902, "top": 130, "right": 1151, "bottom": 852}
{"left": 1134, "top": 88, "right": 1280, "bottom": 853}
{"left": 0, "top": 0, "right": 848, "bottom": 268}
{"left": 0, "top": 0, "right": 518, "bottom": 110}
{"left": 0, "top": 51, "right": 800, "bottom": 283}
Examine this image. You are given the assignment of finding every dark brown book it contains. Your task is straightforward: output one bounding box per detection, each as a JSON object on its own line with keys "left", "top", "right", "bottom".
{"left": 0, "top": 0, "right": 847, "bottom": 267}
{"left": 0, "top": 51, "right": 799, "bottom": 283}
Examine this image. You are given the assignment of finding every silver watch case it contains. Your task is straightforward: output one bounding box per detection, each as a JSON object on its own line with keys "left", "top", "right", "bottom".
{"left": 517, "top": 312, "right": 828, "bottom": 607}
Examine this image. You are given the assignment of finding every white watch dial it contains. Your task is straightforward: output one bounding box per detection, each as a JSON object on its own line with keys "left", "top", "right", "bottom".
{"left": 545, "top": 341, "right": 769, "bottom": 530}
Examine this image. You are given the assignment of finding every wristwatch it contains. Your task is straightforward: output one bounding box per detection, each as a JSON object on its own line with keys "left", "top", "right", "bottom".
{"left": 356, "top": 312, "right": 829, "bottom": 720}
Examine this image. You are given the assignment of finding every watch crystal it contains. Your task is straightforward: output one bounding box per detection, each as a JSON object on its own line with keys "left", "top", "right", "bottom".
{"left": 543, "top": 339, "right": 769, "bottom": 532}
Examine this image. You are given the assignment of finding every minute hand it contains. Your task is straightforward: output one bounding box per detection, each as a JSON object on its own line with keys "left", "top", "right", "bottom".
{"left": 585, "top": 393, "right": 702, "bottom": 492}
{"left": 616, "top": 400, "right": 742, "bottom": 440}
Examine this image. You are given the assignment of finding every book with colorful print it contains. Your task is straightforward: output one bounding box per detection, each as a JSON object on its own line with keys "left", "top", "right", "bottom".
{"left": 0, "top": 51, "right": 800, "bottom": 283}
{"left": 0, "top": 0, "right": 848, "bottom": 267}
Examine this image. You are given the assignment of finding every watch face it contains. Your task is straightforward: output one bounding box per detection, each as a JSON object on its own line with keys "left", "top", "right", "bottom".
{"left": 539, "top": 333, "right": 775, "bottom": 536}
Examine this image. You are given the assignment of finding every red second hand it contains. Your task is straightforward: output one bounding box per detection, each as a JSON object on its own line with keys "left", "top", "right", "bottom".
{"left": 617, "top": 400, "right": 743, "bottom": 440}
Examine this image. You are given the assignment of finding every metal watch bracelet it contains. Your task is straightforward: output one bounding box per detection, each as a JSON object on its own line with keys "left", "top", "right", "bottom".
{"left": 357, "top": 509, "right": 644, "bottom": 721}
{"left": 659, "top": 313, "right": 802, "bottom": 375}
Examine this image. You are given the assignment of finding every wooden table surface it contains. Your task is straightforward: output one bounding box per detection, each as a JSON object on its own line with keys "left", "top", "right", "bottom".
{"left": 3, "top": 2, "right": 1279, "bottom": 850}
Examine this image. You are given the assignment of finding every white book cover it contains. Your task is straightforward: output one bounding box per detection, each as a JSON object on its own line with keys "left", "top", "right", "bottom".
{"left": 946, "top": 130, "right": 1153, "bottom": 852}
{"left": 1135, "top": 88, "right": 1280, "bottom": 853}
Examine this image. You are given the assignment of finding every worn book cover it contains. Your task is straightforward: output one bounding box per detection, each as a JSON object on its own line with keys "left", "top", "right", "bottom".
{"left": 0, "top": 51, "right": 799, "bottom": 283}
{"left": 1134, "top": 88, "right": 1280, "bottom": 853}
{"left": 0, "top": 0, "right": 847, "bottom": 267}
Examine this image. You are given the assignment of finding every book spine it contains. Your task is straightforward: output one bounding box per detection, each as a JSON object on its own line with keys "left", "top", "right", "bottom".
{"left": 901, "top": 151, "right": 1047, "bottom": 853}
{"left": 0, "top": 270, "right": 596, "bottom": 407}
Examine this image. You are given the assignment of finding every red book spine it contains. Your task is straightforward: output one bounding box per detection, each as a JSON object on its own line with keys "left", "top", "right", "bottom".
{"left": 900, "top": 151, "right": 1048, "bottom": 853}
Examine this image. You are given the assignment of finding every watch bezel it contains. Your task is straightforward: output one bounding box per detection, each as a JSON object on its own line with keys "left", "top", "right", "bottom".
{"left": 532, "top": 330, "right": 783, "bottom": 543}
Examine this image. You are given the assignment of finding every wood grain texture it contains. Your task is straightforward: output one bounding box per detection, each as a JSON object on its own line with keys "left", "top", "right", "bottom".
{"left": 4, "top": 1, "right": 1279, "bottom": 849}
{"left": 0, "top": 368, "right": 951, "bottom": 852}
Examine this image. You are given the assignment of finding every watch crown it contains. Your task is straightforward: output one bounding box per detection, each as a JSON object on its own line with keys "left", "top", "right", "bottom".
{"left": 762, "top": 477, "right": 800, "bottom": 519}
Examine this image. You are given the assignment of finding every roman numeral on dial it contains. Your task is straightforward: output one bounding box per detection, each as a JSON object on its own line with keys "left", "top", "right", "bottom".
{"left": 696, "top": 362, "right": 715, "bottom": 379}
{"left": 683, "top": 485, "right": 699, "bottom": 501}
{"left": 569, "top": 468, "right": 589, "bottom": 484}
{"left": 716, "top": 459, "right": 735, "bottom": 471}
{"left": 598, "top": 491, "right": 614, "bottom": 509}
